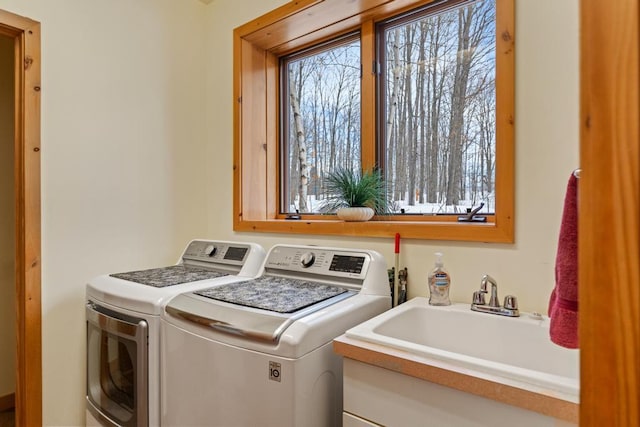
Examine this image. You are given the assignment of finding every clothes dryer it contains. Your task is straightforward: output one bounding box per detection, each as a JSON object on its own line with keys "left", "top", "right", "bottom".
{"left": 86, "top": 239, "right": 265, "bottom": 427}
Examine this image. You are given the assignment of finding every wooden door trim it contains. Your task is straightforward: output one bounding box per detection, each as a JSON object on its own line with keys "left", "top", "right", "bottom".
{"left": 0, "top": 8, "right": 41, "bottom": 427}
{"left": 580, "top": 0, "right": 640, "bottom": 425}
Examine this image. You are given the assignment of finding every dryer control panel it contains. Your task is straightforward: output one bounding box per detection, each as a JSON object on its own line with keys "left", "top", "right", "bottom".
{"left": 182, "top": 240, "right": 250, "bottom": 267}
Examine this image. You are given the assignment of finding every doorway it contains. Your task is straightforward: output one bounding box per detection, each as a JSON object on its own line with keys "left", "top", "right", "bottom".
{"left": 0, "top": 31, "right": 15, "bottom": 426}
{"left": 0, "top": 9, "right": 41, "bottom": 427}
{"left": 0, "top": 32, "right": 16, "bottom": 426}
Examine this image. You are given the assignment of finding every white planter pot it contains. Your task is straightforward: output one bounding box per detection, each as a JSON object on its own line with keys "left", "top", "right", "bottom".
{"left": 336, "top": 207, "right": 375, "bottom": 222}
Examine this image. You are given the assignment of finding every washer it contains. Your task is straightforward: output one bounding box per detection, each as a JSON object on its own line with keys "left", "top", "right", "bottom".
{"left": 86, "top": 239, "right": 265, "bottom": 427}
{"left": 161, "top": 244, "right": 391, "bottom": 427}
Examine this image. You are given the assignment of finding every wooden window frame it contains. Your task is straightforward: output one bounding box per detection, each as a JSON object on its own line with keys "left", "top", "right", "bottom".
{"left": 233, "top": 0, "right": 514, "bottom": 242}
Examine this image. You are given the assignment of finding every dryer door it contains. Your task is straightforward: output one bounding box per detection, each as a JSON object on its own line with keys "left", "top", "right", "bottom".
{"left": 86, "top": 302, "right": 148, "bottom": 427}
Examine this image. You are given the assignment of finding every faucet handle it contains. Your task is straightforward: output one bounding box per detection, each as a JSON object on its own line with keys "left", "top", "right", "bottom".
{"left": 503, "top": 295, "right": 518, "bottom": 310}
{"left": 472, "top": 290, "right": 486, "bottom": 305}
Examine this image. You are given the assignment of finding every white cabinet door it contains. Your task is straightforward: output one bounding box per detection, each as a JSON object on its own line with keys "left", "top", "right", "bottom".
{"left": 343, "top": 411, "right": 383, "bottom": 427}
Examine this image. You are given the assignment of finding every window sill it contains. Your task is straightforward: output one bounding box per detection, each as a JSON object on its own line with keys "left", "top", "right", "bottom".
{"left": 233, "top": 217, "right": 513, "bottom": 243}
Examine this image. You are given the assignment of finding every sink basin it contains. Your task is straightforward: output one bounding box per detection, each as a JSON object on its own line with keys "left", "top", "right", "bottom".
{"left": 345, "top": 297, "right": 579, "bottom": 402}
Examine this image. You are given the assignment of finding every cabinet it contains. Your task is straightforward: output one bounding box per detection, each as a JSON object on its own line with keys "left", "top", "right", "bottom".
{"left": 343, "top": 412, "right": 381, "bottom": 427}
{"left": 342, "top": 358, "right": 575, "bottom": 427}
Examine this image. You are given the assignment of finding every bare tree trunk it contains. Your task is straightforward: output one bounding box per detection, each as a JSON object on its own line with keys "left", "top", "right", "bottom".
{"left": 481, "top": 95, "right": 495, "bottom": 197}
{"left": 416, "top": 22, "right": 427, "bottom": 205}
{"left": 396, "top": 89, "right": 407, "bottom": 202}
{"left": 289, "top": 65, "right": 309, "bottom": 212}
{"left": 345, "top": 90, "right": 354, "bottom": 167}
{"left": 404, "top": 27, "right": 416, "bottom": 206}
{"left": 445, "top": 6, "right": 474, "bottom": 206}
{"left": 312, "top": 77, "right": 320, "bottom": 199}
{"left": 314, "top": 75, "right": 326, "bottom": 201}
{"left": 328, "top": 70, "right": 345, "bottom": 169}
{"left": 386, "top": 28, "right": 401, "bottom": 200}
{"left": 428, "top": 16, "right": 447, "bottom": 204}
{"left": 290, "top": 142, "right": 299, "bottom": 206}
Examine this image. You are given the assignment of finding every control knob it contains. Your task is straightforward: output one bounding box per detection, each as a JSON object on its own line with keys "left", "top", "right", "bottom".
{"left": 300, "top": 252, "right": 316, "bottom": 268}
{"left": 205, "top": 244, "right": 217, "bottom": 257}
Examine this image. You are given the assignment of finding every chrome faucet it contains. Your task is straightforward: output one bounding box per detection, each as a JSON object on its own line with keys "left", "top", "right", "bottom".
{"left": 483, "top": 274, "right": 500, "bottom": 307}
{"left": 471, "top": 274, "right": 520, "bottom": 317}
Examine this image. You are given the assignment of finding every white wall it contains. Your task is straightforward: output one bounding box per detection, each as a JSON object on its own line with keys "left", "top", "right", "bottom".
{"left": 0, "top": 0, "right": 579, "bottom": 425}
{"left": 0, "top": 0, "right": 209, "bottom": 424}
{"left": 0, "top": 34, "right": 15, "bottom": 399}
{"left": 204, "top": 0, "right": 580, "bottom": 311}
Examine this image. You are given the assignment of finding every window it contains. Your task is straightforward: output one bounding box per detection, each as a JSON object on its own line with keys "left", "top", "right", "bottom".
{"left": 233, "top": 0, "right": 514, "bottom": 242}
{"left": 282, "top": 35, "right": 362, "bottom": 214}
{"left": 379, "top": 0, "right": 497, "bottom": 215}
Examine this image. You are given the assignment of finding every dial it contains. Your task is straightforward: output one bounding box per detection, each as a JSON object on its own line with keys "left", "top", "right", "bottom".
{"left": 204, "top": 244, "right": 217, "bottom": 257}
{"left": 300, "top": 252, "right": 316, "bottom": 268}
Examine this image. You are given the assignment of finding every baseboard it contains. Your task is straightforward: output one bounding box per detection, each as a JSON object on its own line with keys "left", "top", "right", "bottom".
{"left": 0, "top": 392, "right": 15, "bottom": 411}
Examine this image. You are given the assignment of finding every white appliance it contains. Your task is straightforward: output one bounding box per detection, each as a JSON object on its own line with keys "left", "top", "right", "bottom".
{"left": 85, "top": 240, "right": 265, "bottom": 427}
{"left": 161, "top": 244, "right": 391, "bottom": 427}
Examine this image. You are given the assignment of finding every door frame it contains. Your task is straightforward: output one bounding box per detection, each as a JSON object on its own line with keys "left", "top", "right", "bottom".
{"left": 0, "top": 9, "right": 41, "bottom": 427}
{"left": 579, "top": 0, "right": 640, "bottom": 425}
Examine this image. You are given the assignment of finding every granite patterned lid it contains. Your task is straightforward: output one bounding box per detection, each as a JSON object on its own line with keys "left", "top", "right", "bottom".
{"left": 110, "top": 265, "right": 229, "bottom": 288}
{"left": 195, "top": 276, "right": 351, "bottom": 313}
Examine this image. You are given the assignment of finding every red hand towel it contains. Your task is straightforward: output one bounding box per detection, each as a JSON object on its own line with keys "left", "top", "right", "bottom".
{"left": 548, "top": 173, "right": 579, "bottom": 349}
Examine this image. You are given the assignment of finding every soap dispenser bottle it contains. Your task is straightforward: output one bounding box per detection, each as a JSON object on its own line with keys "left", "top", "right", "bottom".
{"left": 428, "top": 252, "right": 451, "bottom": 306}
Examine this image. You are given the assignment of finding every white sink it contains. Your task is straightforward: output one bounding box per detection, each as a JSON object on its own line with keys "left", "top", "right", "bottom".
{"left": 345, "top": 297, "right": 579, "bottom": 402}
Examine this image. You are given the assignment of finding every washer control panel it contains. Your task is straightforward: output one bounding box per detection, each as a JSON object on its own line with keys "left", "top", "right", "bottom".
{"left": 182, "top": 240, "right": 250, "bottom": 266}
{"left": 300, "top": 252, "right": 316, "bottom": 268}
{"left": 265, "top": 246, "right": 370, "bottom": 279}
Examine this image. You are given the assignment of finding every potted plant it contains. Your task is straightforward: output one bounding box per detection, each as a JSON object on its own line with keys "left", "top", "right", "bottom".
{"left": 322, "top": 167, "right": 393, "bottom": 221}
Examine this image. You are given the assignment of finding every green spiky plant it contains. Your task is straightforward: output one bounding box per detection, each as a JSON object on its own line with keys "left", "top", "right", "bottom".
{"left": 322, "top": 167, "right": 393, "bottom": 215}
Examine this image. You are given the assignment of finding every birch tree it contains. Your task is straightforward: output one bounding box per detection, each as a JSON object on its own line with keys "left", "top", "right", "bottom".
{"left": 289, "top": 64, "right": 309, "bottom": 212}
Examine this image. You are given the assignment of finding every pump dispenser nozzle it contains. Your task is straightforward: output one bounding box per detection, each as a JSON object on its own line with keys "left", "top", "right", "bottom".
{"left": 434, "top": 252, "right": 444, "bottom": 267}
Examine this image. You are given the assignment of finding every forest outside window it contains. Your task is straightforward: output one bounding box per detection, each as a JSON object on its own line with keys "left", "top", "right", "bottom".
{"left": 379, "top": 0, "right": 497, "bottom": 215}
{"left": 282, "top": 35, "right": 362, "bottom": 214}
{"left": 233, "top": 0, "right": 514, "bottom": 242}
